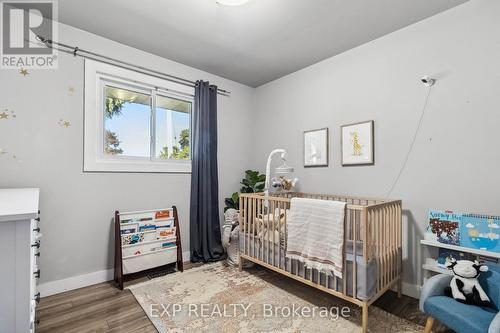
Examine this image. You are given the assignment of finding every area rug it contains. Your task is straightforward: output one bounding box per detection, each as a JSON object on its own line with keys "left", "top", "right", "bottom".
{"left": 128, "top": 262, "right": 422, "bottom": 332}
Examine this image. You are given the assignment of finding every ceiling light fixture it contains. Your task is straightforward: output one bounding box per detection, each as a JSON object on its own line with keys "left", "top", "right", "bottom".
{"left": 216, "top": 0, "right": 250, "bottom": 6}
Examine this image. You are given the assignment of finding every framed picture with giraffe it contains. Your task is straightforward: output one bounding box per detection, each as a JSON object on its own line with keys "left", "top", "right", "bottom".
{"left": 341, "top": 120, "right": 374, "bottom": 166}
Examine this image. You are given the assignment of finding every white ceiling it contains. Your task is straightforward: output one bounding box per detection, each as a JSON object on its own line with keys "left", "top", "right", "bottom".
{"left": 58, "top": 0, "right": 468, "bottom": 87}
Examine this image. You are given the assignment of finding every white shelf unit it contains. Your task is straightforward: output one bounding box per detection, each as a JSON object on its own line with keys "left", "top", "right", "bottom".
{"left": 421, "top": 239, "right": 500, "bottom": 276}
{"left": 421, "top": 240, "right": 500, "bottom": 259}
{"left": 114, "top": 207, "right": 183, "bottom": 289}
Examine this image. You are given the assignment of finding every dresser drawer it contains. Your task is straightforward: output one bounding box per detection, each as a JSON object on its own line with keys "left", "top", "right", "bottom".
{"left": 30, "top": 217, "right": 41, "bottom": 244}
{"left": 30, "top": 300, "right": 36, "bottom": 332}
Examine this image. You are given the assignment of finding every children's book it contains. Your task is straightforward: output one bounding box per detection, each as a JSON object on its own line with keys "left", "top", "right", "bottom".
{"left": 157, "top": 227, "right": 176, "bottom": 239}
{"left": 155, "top": 210, "right": 171, "bottom": 219}
{"left": 460, "top": 213, "right": 500, "bottom": 252}
{"left": 139, "top": 224, "right": 156, "bottom": 232}
{"left": 436, "top": 248, "right": 475, "bottom": 268}
{"left": 426, "top": 210, "right": 500, "bottom": 253}
{"left": 426, "top": 210, "right": 461, "bottom": 245}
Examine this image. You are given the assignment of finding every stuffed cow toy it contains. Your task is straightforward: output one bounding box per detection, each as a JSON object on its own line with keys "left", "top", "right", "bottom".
{"left": 444, "top": 259, "right": 491, "bottom": 307}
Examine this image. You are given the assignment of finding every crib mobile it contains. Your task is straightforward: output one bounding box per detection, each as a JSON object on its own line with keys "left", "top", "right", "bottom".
{"left": 265, "top": 148, "right": 298, "bottom": 194}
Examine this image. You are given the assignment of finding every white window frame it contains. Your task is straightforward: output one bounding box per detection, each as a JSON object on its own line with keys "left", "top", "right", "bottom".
{"left": 84, "top": 59, "right": 193, "bottom": 173}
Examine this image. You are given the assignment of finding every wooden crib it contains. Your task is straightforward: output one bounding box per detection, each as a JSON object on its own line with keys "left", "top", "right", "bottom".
{"left": 238, "top": 192, "right": 402, "bottom": 333}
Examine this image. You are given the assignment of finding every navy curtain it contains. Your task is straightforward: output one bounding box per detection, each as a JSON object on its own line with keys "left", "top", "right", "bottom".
{"left": 190, "top": 80, "right": 225, "bottom": 262}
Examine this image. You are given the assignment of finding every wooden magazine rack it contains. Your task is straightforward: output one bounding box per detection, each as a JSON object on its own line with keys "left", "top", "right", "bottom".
{"left": 114, "top": 206, "right": 183, "bottom": 290}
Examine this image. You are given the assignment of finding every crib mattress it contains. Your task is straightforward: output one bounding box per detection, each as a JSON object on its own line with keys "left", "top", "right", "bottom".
{"left": 238, "top": 234, "right": 377, "bottom": 301}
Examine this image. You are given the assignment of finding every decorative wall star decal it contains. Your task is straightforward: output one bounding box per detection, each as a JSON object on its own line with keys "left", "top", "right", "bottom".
{"left": 58, "top": 119, "right": 71, "bottom": 128}
{"left": 0, "top": 109, "right": 16, "bottom": 119}
{"left": 68, "top": 86, "right": 76, "bottom": 95}
{"left": 0, "top": 148, "right": 7, "bottom": 155}
{"left": 20, "top": 68, "right": 29, "bottom": 76}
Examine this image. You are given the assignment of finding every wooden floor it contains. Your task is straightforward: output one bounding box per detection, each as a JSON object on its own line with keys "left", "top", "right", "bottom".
{"left": 36, "top": 265, "right": 453, "bottom": 333}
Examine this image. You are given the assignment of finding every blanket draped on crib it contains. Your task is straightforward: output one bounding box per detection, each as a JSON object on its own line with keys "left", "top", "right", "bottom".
{"left": 286, "top": 197, "right": 346, "bottom": 278}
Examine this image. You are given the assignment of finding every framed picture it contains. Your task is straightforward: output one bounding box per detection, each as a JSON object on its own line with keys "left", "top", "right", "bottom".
{"left": 303, "top": 128, "right": 329, "bottom": 167}
{"left": 341, "top": 120, "right": 374, "bottom": 166}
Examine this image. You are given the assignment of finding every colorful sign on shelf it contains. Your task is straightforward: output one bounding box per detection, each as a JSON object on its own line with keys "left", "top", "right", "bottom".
{"left": 425, "top": 210, "right": 500, "bottom": 253}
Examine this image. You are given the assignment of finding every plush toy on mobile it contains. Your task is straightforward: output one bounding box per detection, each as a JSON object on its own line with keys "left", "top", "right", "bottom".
{"left": 444, "top": 259, "right": 491, "bottom": 307}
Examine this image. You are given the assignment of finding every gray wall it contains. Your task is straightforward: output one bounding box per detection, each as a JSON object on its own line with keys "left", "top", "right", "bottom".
{"left": 0, "top": 23, "right": 254, "bottom": 285}
{"left": 1, "top": 0, "right": 499, "bottom": 293}
{"left": 251, "top": 0, "right": 500, "bottom": 288}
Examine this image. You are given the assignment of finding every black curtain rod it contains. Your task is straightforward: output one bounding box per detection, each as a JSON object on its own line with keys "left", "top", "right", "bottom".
{"left": 37, "top": 36, "right": 231, "bottom": 96}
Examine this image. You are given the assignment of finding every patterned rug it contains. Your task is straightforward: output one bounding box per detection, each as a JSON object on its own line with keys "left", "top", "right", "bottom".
{"left": 128, "top": 262, "right": 422, "bottom": 332}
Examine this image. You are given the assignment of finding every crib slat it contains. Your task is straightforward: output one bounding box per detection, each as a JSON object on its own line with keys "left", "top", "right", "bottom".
{"left": 286, "top": 201, "right": 289, "bottom": 271}
{"left": 241, "top": 195, "right": 245, "bottom": 256}
{"left": 377, "top": 208, "right": 382, "bottom": 291}
{"left": 267, "top": 199, "right": 270, "bottom": 264}
{"left": 270, "top": 199, "right": 274, "bottom": 265}
{"left": 277, "top": 201, "right": 281, "bottom": 269}
{"left": 375, "top": 208, "right": 379, "bottom": 292}
{"left": 258, "top": 198, "right": 262, "bottom": 261}
{"left": 375, "top": 209, "right": 380, "bottom": 292}
{"left": 383, "top": 207, "right": 387, "bottom": 287}
{"left": 253, "top": 198, "right": 256, "bottom": 259}
{"left": 245, "top": 197, "right": 249, "bottom": 256}
{"left": 258, "top": 198, "right": 261, "bottom": 261}
{"left": 382, "top": 208, "right": 386, "bottom": 288}
{"left": 388, "top": 205, "right": 392, "bottom": 283}
{"left": 385, "top": 205, "right": 389, "bottom": 283}
{"left": 391, "top": 204, "right": 395, "bottom": 282}
{"left": 352, "top": 209, "right": 357, "bottom": 300}
{"left": 380, "top": 208, "right": 384, "bottom": 289}
{"left": 343, "top": 205, "right": 347, "bottom": 295}
{"left": 246, "top": 197, "right": 250, "bottom": 256}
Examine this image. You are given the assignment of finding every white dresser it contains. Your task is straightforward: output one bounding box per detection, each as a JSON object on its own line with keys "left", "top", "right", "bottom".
{"left": 0, "top": 188, "right": 41, "bottom": 333}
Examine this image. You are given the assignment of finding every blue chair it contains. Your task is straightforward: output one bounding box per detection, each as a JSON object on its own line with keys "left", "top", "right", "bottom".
{"left": 419, "top": 263, "right": 500, "bottom": 333}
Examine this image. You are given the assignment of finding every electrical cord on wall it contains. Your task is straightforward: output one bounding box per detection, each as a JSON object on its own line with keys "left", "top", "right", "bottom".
{"left": 386, "top": 85, "right": 433, "bottom": 198}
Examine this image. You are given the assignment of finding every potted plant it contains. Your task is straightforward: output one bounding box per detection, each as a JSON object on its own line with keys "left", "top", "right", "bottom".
{"left": 224, "top": 170, "right": 266, "bottom": 212}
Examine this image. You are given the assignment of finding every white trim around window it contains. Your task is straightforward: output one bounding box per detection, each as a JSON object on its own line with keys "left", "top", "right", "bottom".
{"left": 84, "top": 59, "right": 193, "bottom": 173}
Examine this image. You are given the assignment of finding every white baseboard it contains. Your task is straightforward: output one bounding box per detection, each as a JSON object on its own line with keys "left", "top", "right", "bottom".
{"left": 38, "top": 250, "right": 191, "bottom": 297}
{"left": 39, "top": 252, "right": 419, "bottom": 300}
{"left": 38, "top": 268, "right": 114, "bottom": 297}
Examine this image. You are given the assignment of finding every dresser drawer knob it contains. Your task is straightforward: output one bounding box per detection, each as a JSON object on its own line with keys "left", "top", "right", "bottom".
{"left": 33, "top": 227, "right": 41, "bottom": 232}
{"left": 35, "top": 217, "right": 40, "bottom": 222}
{"left": 34, "top": 292, "right": 40, "bottom": 303}
{"left": 34, "top": 269, "right": 40, "bottom": 278}
{"left": 31, "top": 241, "right": 40, "bottom": 249}
{"left": 35, "top": 252, "right": 41, "bottom": 257}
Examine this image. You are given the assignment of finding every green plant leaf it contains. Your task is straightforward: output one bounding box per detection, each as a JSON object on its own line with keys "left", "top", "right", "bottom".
{"left": 228, "top": 170, "right": 265, "bottom": 209}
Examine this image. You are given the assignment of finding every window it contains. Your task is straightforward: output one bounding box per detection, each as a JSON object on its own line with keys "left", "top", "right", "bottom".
{"left": 103, "top": 85, "right": 151, "bottom": 157}
{"left": 84, "top": 60, "right": 193, "bottom": 173}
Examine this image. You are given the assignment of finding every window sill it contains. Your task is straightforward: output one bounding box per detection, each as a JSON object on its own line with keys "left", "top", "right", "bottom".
{"left": 83, "top": 158, "right": 191, "bottom": 174}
